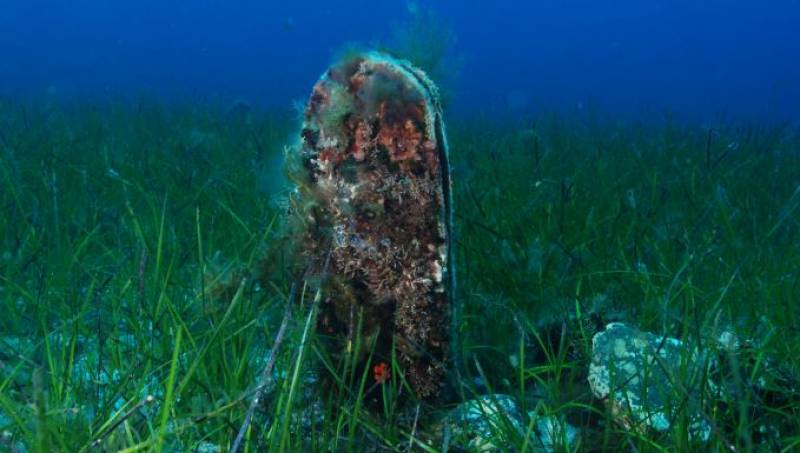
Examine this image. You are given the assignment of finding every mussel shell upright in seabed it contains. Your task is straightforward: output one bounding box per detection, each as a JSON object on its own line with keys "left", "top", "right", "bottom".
{"left": 288, "top": 51, "right": 455, "bottom": 400}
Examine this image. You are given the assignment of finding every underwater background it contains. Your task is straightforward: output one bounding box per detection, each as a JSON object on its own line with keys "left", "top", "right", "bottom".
{"left": 2, "top": 0, "right": 800, "bottom": 121}
{"left": 2, "top": 1, "right": 800, "bottom": 452}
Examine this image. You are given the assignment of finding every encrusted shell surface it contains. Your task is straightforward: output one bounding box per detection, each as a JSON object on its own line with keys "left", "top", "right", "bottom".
{"left": 293, "top": 52, "right": 453, "bottom": 399}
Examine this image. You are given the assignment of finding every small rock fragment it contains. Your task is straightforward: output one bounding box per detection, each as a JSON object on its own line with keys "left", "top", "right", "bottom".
{"left": 194, "top": 441, "right": 222, "bottom": 453}
{"left": 531, "top": 414, "right": 580, "bottom": 453}
{"left": 446, "top": 394, "right": 525, "bottom": 451}
{"left": 587, "top": 323, "right": 712, "bottom": 441}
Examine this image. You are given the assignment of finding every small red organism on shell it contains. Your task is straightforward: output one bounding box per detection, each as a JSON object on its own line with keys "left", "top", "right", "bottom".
{"left": 373, "top": 362, "right": 390, "bottom": 384}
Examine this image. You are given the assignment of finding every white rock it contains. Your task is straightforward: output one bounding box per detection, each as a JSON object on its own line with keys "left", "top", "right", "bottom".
{"left": 588, "top": 323, "right": 711, "bottom": 442}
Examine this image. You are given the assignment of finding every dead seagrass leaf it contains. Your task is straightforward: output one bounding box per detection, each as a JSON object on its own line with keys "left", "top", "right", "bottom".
{"left": 288, "top": 51, "right": 455, "bottom": 400}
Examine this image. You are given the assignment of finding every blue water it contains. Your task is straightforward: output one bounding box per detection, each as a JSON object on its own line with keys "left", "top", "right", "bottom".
{"left": 2, "top": 0, "right": 799, "bottom": 121}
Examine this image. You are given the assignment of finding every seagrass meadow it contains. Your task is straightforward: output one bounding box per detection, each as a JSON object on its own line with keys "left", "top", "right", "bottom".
{"left": 0, "top": 100, "right": 799, "bottom": 451}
